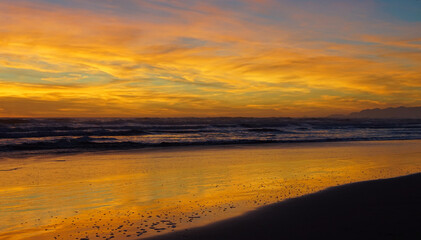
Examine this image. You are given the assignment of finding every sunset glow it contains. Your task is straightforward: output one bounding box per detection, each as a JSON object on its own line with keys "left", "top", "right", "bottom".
{"left": 1, "top": 0, "right": 420, "bottom": 117}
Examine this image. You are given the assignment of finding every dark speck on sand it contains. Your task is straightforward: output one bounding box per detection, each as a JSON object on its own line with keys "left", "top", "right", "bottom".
{"left": 0, "top": 167, "right": 21, "bottom": 172}
{"left": 145, "top": 173, "right": 421, "bottom": 240}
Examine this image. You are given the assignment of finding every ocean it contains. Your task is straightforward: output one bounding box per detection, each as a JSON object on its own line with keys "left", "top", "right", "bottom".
{"left": 0, "top": 118, "right": 420, "bottom": 153}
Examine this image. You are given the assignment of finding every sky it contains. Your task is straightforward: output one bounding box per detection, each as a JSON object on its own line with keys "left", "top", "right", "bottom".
{"left": 0, "top": 0, "right": 420, "bottom": 117}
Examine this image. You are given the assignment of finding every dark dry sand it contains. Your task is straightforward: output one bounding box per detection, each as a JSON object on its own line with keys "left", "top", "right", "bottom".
{"left": 146, "top": 173, "right": 421, "bottom": 240}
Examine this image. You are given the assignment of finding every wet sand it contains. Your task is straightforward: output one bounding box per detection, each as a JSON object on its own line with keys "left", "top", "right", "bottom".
{"left": 0, "top": 140, "right": 421, "bottom": 239}
{"left": 146, "top": 173, "right": 421, "bottom": 240}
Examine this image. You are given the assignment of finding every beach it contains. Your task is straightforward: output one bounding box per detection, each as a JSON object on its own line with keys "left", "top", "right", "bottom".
{"left": 2, "top": 0, "right": 421, "bottom": 238}
{"left": 147, "top": 173, "right": 421, "bottom": 240}
{"left": 0, "top": 140, "right": 420, "bottom": 239}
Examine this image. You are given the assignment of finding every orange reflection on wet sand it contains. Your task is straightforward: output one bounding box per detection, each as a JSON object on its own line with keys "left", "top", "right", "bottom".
{"left": 0, "top": 140, "right": 420, "bottom": 239}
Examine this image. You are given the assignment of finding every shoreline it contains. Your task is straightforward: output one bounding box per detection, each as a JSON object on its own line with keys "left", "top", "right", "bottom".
{"left": 146, "top": 173, "right": 421, "bottom": 240}
{"left": 1, "top": 138, "right": 421, "bottom": 159}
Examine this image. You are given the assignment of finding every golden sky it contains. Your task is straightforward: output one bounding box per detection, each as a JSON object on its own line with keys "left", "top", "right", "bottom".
{"left": 1, "top": 0, "right": 420, "bottom": 117}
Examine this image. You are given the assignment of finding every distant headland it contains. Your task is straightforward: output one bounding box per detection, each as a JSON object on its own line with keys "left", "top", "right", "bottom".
{"left": 329, "top": 106, "right": 421, "bottom": 119}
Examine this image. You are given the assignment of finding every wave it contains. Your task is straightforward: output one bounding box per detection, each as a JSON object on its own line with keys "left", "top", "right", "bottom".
{"left": 2, "top": 136, "right": 420, "bottom": 153}
{"left": 0, "top": 118, "right": 420, "bottom": 153}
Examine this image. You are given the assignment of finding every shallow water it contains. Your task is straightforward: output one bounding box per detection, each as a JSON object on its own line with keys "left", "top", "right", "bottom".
{"left": 0, "top": 140, "right": 420, "bottom": 239}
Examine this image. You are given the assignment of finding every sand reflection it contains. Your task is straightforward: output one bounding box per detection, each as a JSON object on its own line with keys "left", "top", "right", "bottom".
{"left": 0, "top": 140, "right": 420, "bottom": 239}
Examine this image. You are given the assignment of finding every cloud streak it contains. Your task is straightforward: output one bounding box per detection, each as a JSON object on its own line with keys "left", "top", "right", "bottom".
{"left": 0, "top": 0, "right": 420, "bottom": 117}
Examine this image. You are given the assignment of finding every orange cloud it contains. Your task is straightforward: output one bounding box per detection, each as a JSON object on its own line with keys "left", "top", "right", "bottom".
{"left": 0, "top": 0, "right": 420, "bottom": 117}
